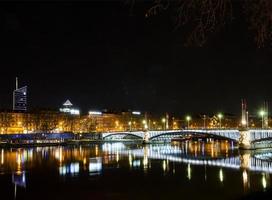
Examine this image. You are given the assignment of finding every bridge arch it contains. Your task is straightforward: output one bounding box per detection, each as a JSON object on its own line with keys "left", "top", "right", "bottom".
{"left": 148, "top": 130, "right": 240, "bottom": 142}
{"left": 102, "top": 132, "right": 143, "bottom": 140}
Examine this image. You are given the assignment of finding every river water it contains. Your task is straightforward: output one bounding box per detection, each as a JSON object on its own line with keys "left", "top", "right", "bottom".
{"left": 0, "top": 140, "right": 272, "bottom": 200}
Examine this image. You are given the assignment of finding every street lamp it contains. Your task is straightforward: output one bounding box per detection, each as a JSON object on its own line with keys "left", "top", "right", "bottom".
{"left": 142, "top": 120, "right": 147, "bottom": 130}
{"left": 186, "top": 116, "right": 191, "bottom": 129}
{"left": 259, "top": 110, "right": 266, "bottom": 129}
{"left": 203, "top": 115, "right": 206, "bottom": 129}
{"left": 128, "top": 121, "right": 132, "bottom": 131}
{"left": 144, "top": 124, "right": 148, "bottom": 130}
{"left": 217, "top": 113, "right": 223, "bottom": 129}
{"left": 162, "top": 118, "right": 166, "bottom": 130}
{"left": 153, "top": 121, "right": 156, "bottom": 130}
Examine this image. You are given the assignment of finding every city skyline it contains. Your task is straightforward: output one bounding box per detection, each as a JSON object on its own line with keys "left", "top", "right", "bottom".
{"left": 0, "top": 77, "right": 271, "bottom": 118}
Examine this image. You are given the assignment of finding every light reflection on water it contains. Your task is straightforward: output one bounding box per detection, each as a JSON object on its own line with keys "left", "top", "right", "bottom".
{"left": 0, "top": 141, "right": 272, "bottom": 199}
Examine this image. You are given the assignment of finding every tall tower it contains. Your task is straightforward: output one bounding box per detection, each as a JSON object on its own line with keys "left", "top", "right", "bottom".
{"left": 241, "top": 99, "right": 248, "bottom": 128}
{"left": 13, "top": 77, "right": 27, "bottom": 111}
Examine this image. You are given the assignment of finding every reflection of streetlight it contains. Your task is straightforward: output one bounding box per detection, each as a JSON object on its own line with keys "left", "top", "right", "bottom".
{"left": 186, "top": 116, "right": 191, "bottom": 129}
{"left": 219, "top": 168, "right": 224, "bottom": 182}
{"left": 259, "top": 110, "right": 265, "bottom": 129}
{"left": 187, "top": 164, "right": 191, "bottom": 180}
{"left": 262, "top": 173, "right": 267, "bottom": 190}
{"left": 162, "top": 118, "right": 166, "bottom": 130}
{"left": 217, "top": 113, "right": 223, "bottom": 129}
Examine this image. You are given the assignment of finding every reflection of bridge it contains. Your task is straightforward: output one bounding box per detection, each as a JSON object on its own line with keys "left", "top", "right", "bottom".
{"left": 102, "top": 143, "right": 272, "bottom": 173}
{"left": 101, "top": 129, "right": 272, "bottom": 149}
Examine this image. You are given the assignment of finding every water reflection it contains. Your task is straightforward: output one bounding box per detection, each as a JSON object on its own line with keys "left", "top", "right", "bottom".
{"left": 243, "top": 170, "right": 250, "bottom": 192}
{"left": 12, "top": 171, "right": 26, "bottom": 199}
{"left": 219, "top": 168, "right": 224, "bottom": 183}
{"left": 89, "top": 157, "right": 102, "bottom": 175}
{"left": 0, "top": 140, "right": 272, "bottom": 199}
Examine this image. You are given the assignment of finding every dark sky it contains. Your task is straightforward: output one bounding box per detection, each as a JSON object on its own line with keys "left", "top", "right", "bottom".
{"left": 0, "top": 0, "right": 272, "bottom": 115}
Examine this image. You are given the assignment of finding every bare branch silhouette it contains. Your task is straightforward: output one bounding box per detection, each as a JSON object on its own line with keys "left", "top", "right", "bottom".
{"left": 244, "top": 0, "right": 272, "bottom": 47}
{"left": 126, "top": 0, "right": 272, "bottom": 47}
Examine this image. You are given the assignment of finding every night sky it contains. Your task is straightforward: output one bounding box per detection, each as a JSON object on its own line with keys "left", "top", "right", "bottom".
{"left": 0, "top": 0, "right": 272, "bottom": 115}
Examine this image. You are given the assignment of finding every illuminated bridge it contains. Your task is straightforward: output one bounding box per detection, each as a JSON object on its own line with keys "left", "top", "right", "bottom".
{"left": 101, "top": 129, "right": 272, "bottom": 149}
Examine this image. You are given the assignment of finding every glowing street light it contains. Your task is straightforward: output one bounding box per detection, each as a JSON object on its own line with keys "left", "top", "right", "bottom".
{"left": 128, "top": 121, "right": 132, "bottom": 131}
{"left": 162, "top": 118, "right": 166, "bottom": 130}
{"left": 259, "top": 110, "right": 266, "bottom": 129}
{"left": 186, "top": 116, "right": 191, "bottom": 129}
{"left": 142, "top": 120, "right": 148, "bottom": 130}
{"left": 144, "top": 124, "right": 148, "bottom": 130}
{"left": 217, "top": 113, "right": 223, "bottom": 129}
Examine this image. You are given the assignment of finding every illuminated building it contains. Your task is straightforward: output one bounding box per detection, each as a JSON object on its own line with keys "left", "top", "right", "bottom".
{"left": 13, "top": 78, "right": 27, "bottom": 111}
{"left": 59, "top": 100, "right": 80, "bottom": 115}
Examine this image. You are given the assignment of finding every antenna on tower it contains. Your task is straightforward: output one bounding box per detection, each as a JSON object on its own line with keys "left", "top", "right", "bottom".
{"left": 16, "top": 77, "right": 18, "bottom": 90}
{"left": 241, "top": 99, "right": 248, "bottom": 128}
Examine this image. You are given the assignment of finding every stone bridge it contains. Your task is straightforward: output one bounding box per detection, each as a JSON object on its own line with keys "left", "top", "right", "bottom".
{"left": 101, "top": 129, "right": 272, "bottom": 149}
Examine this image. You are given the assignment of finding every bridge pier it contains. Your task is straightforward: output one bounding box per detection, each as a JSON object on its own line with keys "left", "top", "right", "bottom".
{"left": 143, "top": 131, "right": 150, "bottom": 143}
{"left": 239, "top": 129, "right": 251, "bottom": 149}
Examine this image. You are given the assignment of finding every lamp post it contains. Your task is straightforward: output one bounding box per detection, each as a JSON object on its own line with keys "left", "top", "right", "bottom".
{"left": 162, "top": 118, "right": 166, "bottom": 130}
{"left": 217, "top": 113, "right": 223, "bottom": 129}
{"left": 203, "top": 115, "right": 206, "bottom": 129}
{"left": 128, "top": 121, "right": 132, "bottom": 131}
{"left": 153, "top": 121, "right": 156, "bottom": 130}
{"left": 259, "top": 110, "right": 265, "bottom": 129}
{"left": 142, "top": 120, "right": 148, "bottom": 130}
{"left": 186, "top": 116, "right": 191, "bottom": 129}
